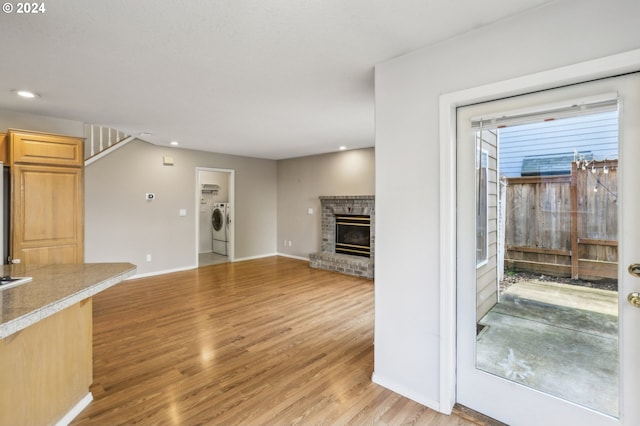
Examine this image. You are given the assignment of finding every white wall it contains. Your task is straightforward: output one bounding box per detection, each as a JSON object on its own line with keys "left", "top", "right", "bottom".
{"left": 373, "top": 0, "right": 640, "bottom": 411}
{"left": 0, "top": 109, "right": 83, "bottom": 137}
{"left": 85, "top": 140, "right": 277, "bottom": 276}
{"left": 277, "top": 148, "right": 375, "bottom": 259}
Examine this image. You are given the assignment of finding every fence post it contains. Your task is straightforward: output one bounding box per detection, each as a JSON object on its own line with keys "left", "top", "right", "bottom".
{"left": 570, "top": 162, "right": 579, "bottom": 279}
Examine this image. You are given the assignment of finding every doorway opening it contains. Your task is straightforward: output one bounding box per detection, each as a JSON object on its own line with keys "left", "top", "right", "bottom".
{"left": 453, "top": 71, "right": 640, "bottom": 425}
{"left": 473, "top": 106, "right": 619, "bottom": 416}
{"left": 437, "top": 50, "right": 640, "bottom": 425}
{"left": 196, "top": 167, "right": 234, "bottom": 267}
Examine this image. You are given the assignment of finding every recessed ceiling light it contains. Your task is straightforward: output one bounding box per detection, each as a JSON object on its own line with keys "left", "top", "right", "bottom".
{"left": 13, "top": 90, "right": 39, "bottom": 99}
{"left": 170, "top": 141, "right": 179, "bottom": 146}
{"left": 339, "top": 146, "right": 347, "bottom": 151}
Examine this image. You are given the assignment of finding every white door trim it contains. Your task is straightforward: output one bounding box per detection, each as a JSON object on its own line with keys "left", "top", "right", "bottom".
{"left": 438, "top": 48, "right": 640, "bottom": 414}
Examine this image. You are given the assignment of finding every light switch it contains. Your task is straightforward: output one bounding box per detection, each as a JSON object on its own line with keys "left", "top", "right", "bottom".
{"left": 307, "top": 208, "right": 313, "bottom": 215}
{"left": 179, "top": 208, "right": 187, "bottom": 216}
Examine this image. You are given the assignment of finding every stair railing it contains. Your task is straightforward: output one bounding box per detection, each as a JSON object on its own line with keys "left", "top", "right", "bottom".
{"left": 84, "top": 124, "right": 134, "bottom": 166}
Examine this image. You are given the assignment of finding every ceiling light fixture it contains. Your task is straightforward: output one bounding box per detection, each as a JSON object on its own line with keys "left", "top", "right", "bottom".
{"left": 13, "top": 90, "right": 39, "bottom": 99}
{"left": 170, "top": 141, "right": 179, "bottom": 146}
{"left": 339, "top": 146, "right": 347, "bottom": 151}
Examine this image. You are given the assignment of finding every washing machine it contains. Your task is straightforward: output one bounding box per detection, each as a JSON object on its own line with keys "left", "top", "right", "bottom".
{"left": 211, "top": 203, "right": 228, "bottom": 255}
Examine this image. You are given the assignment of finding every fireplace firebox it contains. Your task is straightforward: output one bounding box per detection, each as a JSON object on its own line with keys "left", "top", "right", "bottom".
{"left": 335, "top": 215, "right": 370, "bottom": 257}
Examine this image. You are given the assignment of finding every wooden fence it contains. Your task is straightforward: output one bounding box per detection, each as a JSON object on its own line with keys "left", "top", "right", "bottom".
{"left": 504, "top": 159, "right": 618, "bottom": 280}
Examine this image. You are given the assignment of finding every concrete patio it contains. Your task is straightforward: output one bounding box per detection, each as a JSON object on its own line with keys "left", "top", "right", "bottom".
{"left": 476, "top": 280, "right": 619, "bottom": 417}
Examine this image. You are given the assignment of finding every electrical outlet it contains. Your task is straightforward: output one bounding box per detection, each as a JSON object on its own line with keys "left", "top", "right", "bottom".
{"left": 146, "top": 254, "right": 152, "bottom": 262}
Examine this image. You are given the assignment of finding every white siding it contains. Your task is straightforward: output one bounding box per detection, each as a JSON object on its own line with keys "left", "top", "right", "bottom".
{"left": 477, "top": 130, "right": 499, "bottom": 321}
{"left": 499, "top": 110, "right": 618, "bottom": 177}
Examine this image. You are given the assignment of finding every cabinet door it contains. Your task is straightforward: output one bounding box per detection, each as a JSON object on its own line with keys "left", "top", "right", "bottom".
{"left": 0, "top": 133, "right": 7, "bottom": 164}
{"left": 9, "top": 130, "right": 83, "bottom": 167}
{"left": 11, "top": 164, "right": 84, "bottom": 264}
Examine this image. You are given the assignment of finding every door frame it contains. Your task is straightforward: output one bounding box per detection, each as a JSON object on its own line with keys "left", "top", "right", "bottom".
{"left": 437, "top": 48, "right": 640, "bottom": 414}
{"left": 195, "top": 166, "right": 235, "bottom": 264}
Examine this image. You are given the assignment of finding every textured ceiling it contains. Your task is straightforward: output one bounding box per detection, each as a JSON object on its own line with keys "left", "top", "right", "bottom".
{"left": 0, "top": 0, "right": 553, "bottom": 159}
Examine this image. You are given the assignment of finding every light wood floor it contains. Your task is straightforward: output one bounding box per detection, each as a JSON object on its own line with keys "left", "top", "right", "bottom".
{"left": 72, "top": 256, "right": 483, "bottom": 425}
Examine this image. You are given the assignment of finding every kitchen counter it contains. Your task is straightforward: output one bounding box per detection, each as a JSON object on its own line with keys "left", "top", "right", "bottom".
{"left": 0, "top": 262, "right": 136, "bottom": 426}
{"left": 0, "top": 262, "right": 136, "bottom": 339}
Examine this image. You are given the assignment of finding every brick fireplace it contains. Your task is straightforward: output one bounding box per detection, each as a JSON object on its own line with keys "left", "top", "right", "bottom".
{"left": 309, "top": 195, "right": 374, "bottom": 279}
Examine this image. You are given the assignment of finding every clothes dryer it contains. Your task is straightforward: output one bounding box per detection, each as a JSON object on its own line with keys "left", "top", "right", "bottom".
{"left": 211, "top": 203, "right": 228, "bottom": 255}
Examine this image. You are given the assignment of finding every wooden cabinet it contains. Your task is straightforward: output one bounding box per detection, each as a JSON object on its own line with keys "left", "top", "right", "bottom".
{"left": 10, "top": 130, "right": 83, "bottom": 167}
{"left": 0, "top": 133, "right": 8, "bottom": 164}
{"left": 7, "top": 129, "right": 84, "bottom": 264}
{"left": 0, "top": 299, "right": 92, "bottom": 425}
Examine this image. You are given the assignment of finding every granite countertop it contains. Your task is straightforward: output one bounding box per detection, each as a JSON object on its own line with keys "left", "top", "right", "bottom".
{"left": 0, "top": 263, "right": 136, "bottom": 339}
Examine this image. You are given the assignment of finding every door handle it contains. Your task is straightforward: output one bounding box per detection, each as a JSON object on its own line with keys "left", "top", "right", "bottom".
{"left": 627, "top": 264, "right": 640, "bottom": 307}
{"left": 629, "top": 293, "right": 640, "bottom": 308}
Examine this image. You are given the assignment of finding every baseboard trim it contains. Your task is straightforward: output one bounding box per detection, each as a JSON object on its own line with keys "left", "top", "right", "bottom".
{"left": 234, "top": 253, "right": 279, "bottom": 262}
{"left": 371, "top": 372, "right": 441, "bottom": 413}
{"left": 277, "top": 253, "right": 310, "bottom": 261}
{"left": 125, "top": 253, "right": 310, "bottom": 279}
{"left": 127, "top": 264, "right": 197, "bottom": 280}
{"left": 55, "top": 392, "right": 93, "bottom": 426}
{"left": 127, "top": 253, "right": 309, "bottom": 280}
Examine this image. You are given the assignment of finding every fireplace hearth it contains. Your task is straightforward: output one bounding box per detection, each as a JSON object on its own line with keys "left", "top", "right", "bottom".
{"left": 309, "top": 195, "right": 374, "bottom": 278}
